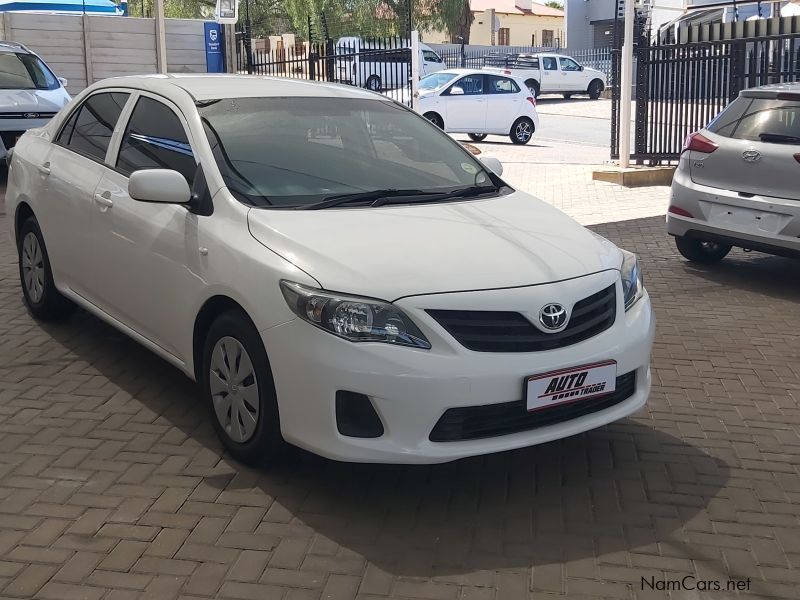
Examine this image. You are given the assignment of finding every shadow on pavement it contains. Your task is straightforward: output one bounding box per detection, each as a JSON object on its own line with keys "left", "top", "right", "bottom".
{"left": 33, "top": 304, "right": 729, "bottom": 577}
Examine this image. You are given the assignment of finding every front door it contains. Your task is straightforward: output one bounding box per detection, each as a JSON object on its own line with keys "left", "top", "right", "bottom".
{"left": 90, "top": 93, "right": 204, "bottom": 360}
{"left": 559, "top": 56, "right": 588, "bottom": 92}
{"left": 443, "top": 74, "right": 487, "bottom": 132}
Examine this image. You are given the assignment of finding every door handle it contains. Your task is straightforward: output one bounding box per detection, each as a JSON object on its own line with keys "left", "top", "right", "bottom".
{"left": 38, "top": 162, "right": 50, "bottom": 176}
{"left": 94, "top": 191, "right": 114, "bottom": 208}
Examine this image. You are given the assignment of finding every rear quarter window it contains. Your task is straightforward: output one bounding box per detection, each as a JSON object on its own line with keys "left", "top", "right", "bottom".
{"left": 708, "top": 96, "right": 800, "bottom": 143}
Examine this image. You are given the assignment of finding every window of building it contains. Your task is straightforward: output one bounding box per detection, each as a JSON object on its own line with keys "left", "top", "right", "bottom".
{"left": 498, "top": 28, "right": 510, "bottom": 46}
{"left": 542, "top": 30, "right": 554, "bottom": 47}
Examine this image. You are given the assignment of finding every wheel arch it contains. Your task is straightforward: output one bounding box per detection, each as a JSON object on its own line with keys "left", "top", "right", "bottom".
{"left": 14, "top": 201, "right": 35, "bottom": 247}
{"left": 423, "top": 111, "right": 444, "bottom": 129}
{"left": 192, "top": 294, "right": 262, "bottom": 383}
{"left": 588, "top": 78, "right": 605, "bottom": 91}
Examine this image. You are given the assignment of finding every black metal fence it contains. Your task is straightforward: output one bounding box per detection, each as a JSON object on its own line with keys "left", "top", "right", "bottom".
{"left": 235, "top": 35, "right": 414, "bottom": 107}
{"left": 612, "top": 16, "right": 800, "bottom": 163}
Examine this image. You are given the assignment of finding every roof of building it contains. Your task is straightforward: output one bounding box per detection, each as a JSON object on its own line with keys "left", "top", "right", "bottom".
{"left": 470, "top": 0, "right": 564, "bottom": 17}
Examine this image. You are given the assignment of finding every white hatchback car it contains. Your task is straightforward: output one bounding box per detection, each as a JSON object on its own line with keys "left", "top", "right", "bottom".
{"left": 668, "top": 84, "right": 800, "bottom": 262}
{"left": 6, "top": 74, "right": 654, "bottom": 465}
{"left": 417, "top": 69, "right": 540, "bottom": 144}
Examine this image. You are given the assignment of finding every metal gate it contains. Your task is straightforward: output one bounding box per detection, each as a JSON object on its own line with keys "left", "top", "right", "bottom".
{"left": 612, "top": 15, "right": 800, "bottom": 163}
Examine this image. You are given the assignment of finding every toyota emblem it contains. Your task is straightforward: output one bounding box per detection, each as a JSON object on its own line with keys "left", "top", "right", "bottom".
{"left": 742, "top": 149, "right": 761, "bottom": 163}
{"left": 539, "top": 303, "right": 568, "bottom": 331}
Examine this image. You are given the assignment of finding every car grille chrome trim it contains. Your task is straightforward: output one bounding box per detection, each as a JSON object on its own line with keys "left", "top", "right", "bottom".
{"left": 427, "top": 283, "right": 617, "bottom": 352}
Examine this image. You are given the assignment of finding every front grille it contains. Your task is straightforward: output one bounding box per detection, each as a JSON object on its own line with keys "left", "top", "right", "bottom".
{"left": 427, "top": 283, "right": 617, "bottom": 353}
{"left": 0, "top": 112, "right": 56, "bottom": 119}
{"left": 429, "top": 371, "right": 636, "bottom": 442}
{"left": 0, "top": 131, "right": 24, "bottom": 151}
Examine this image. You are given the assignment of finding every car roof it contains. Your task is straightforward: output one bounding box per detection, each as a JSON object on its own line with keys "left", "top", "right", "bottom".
{"left": 91, "top": 74, "right": 389, "bottom": 102}
{"left": 741, "top": 82, "right": 800, "bottom": 98}
{"left": 0, "top": 41, "right": 31, "bottom": 54}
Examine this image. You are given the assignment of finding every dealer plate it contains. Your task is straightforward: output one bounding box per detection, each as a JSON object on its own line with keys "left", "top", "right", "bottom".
{"left": 526, "top": 360, "right": 617, "bottom": 412}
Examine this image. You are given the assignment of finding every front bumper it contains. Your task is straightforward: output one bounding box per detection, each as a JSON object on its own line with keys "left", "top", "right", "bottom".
{"left": 668, "top": 167, "right": 800, "bottom": 255}
{"left": 262, "top": 271, "right": 655, "bottom": 464}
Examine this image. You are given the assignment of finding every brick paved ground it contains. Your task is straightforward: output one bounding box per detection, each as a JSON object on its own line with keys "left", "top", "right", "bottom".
{"left": 1, "top": 175, "right": 799, "bottom": 600}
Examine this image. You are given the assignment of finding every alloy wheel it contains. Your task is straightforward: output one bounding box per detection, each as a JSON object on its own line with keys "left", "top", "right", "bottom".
{"left": 209, "top": 336, "right": 260, "bottom": 443}
{"left": 21, "top": 232, "right": 45, "bottom": 304}
{"left": 515, "top": 121, "right": 532, "bottom": 143}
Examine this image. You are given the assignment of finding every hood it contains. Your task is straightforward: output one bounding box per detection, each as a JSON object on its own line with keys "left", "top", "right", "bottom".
{"left": 247, "top": 191, "right": 622, "bottom": 300}
{"left": 0, "top": 89, "right": 69, "bottom": 114}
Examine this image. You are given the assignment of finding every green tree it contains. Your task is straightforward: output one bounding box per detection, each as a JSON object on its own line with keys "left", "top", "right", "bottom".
{"left": 544, "top": 0, "right": 562, "bottom": 8}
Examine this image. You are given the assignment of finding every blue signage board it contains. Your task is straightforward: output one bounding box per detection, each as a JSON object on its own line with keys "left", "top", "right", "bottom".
{"left": 204, "top": 22, "right": 225, "bottom": 73}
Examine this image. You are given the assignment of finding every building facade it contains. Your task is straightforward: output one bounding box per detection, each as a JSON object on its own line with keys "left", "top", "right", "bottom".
{"left": 424, "top": 0, "right": 564, "bottom": 46}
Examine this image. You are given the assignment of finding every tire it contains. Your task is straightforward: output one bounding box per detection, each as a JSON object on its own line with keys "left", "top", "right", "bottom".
{"left": 366, "top": 75, "right": 382, "bottom": 92}
{"left": 674, "top": 236, "right": 731, "bottom": 264}
{"left": 202, "top": 310, "right": 285, "bottom": 466}
{"left": 510, "top": 117, "right": 534, "bottom": 145}
{"left": 468, "top": 133, "right": 487, "bottom": 142}
{"left": 424, "top": 112, "right": 444, "bottom": 129}
{"left": 17, "top": 216, "right": 73, "bottom": 320}
{"left": 588, "top": 79, "right": 604, "bottom": 100}
{"left": 562, "top": 93, "right": 573, "bottom": 99}
{"left": 525, "top": 79, "right": 540, "bottom": 98}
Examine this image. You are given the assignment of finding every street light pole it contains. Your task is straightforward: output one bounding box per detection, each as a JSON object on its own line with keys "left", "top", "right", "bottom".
{"left": 618, "top": 0, "right": 635, "bottom": 168}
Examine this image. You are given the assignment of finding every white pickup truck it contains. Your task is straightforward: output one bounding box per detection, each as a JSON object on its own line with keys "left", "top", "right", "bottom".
{"left": 483, "top": 53, "right": 607, "bottom": 99}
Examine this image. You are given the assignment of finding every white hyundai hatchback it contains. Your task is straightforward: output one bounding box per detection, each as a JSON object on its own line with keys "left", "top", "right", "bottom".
{"left": 417, "top": 69, "right": 540, "bottom": 144}
{"left": 6, "top": 74, "right": 654, "bottom": 465}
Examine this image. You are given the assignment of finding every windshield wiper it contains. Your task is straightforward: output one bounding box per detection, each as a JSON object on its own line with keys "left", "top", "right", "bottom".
{"left": 299, "top": 184, "right": 501, "bottom": 210}
{"left": 298, "top": 189, "right": 439, "bottom": 210}
{"left": 370, "top": 184, "right": 500, "bottom": 206}
{"left": 758, "top": 132, "right": 800, "bottom": 145}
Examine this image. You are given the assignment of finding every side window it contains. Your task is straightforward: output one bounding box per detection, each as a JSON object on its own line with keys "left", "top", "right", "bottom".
{"left": 58, "top": 92, "right": 130, "bottom": 161}
{"left": 489, "top": 76, "right": 519, "bottom": 94}
{"left": 559, "top": 57, "right": 581, "bottom": 71}
{"left": 542, "top": 57, "right": 558, "bottom": 71}
{"left": 55, "top": 108, "right": 81, "bottom": 146}
{"left": 422, "top": 50, "right": 442, "bottom": 63}
{"left": 116, "top": 96, "right": 196, "bottom": 184}
{"left": 448, "top": 74, "right": 483, "bottom": 95}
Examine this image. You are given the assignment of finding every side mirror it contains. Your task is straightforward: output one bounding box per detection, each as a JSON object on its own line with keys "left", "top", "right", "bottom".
{"left": 449, "top": 86, "right": 465, "bottom": 95}
{"left": 129, "top": 169, "right": 191, "bottom": 204}
{"left": 578, "top": 65, "right": 584, "bottom": 71}
{"left": 480, "top": 156, "right": 503, "bottom": 176}
{"left": 57, "top": 77, "right": 68, "bottom": 87}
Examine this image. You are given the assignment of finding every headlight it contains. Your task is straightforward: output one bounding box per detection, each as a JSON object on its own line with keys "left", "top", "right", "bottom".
{"left": 280, "top": 281, "right": 431, "bottom": 349}
{"left": 620, "top": 249, "right": 644, "bottom": 310}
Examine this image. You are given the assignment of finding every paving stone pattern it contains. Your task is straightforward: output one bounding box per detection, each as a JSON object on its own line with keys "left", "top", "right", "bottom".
{"left": 1, "top": 201, "right": 799, "bottom": 599}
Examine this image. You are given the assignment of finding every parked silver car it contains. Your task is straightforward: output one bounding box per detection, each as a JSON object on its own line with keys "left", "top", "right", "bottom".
{"left": 667, "top": 84, "right": 800, "bottom": 262}
{"left": 0, "top": 41, "right": 71, "bottom": 161}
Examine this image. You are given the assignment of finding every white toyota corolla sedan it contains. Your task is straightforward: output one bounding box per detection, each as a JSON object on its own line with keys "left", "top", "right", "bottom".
{"left": 6, "top": 74, "right": 655, "bottom": 465}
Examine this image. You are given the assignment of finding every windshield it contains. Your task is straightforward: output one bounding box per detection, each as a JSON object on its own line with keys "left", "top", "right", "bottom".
{"left": 0, "top": 52, "right": 59, "bottom": 90}
{"left": 200, "top": 97, "right": 497, "bottom": 208}
{"left": 419, "top": 72, "right": 457, "bottom": 91}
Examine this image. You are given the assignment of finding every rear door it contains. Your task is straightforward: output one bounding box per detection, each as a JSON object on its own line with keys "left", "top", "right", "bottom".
{"left": 692, "top": 95, "right": 800, "bottom": 200}
{"left": 539, "top": 55, "right": 560, "bottom": 92}
{"left": 39, "top": 91, "right": 131, "bottom": 294}
{"left": 441, "top": 74, "right": 487, "bottom": 132}
{"left": 486, "top": 75, "right": 522, "bottom": 133}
